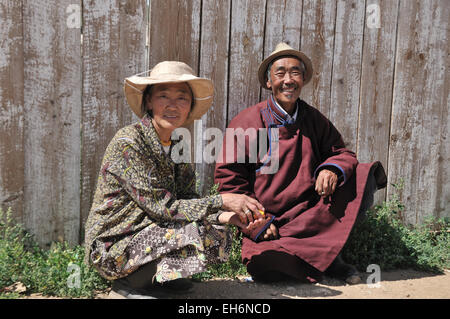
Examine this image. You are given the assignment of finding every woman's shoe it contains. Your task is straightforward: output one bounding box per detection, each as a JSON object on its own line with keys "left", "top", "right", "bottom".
{"left": 111, "top": 279, "right": 160, "bottom": 299}
{"left": 154, "top": 278, "right": 194, "bottom": 293}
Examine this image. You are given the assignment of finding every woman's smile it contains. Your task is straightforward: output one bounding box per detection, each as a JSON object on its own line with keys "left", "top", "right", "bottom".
{"left": 163, "top": 113, "right": 179, "bottom": 119}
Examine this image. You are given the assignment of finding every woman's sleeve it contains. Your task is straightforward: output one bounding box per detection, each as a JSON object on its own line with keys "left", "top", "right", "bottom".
{"left": 105, "top": 139, "right": 223, "bottom": 223}
{"left": 175, "top": 162, "right": 223, "bottom": 224}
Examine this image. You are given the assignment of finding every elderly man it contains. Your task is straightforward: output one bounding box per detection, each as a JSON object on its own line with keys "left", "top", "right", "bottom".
{"left": 214, "top": 43, "right": 387, "bottom": 284}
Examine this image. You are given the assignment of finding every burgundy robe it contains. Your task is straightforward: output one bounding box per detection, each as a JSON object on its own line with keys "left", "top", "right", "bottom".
{"left": 214, "top": 97, "right": 387, "bottom": 280}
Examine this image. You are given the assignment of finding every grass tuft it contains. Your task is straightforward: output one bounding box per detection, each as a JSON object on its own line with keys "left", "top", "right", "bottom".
{"left": 342, "top": 182, "right": 449, "bottom": 273}
{"left": 0, "top": 208, "right": 109, "bottom": 298}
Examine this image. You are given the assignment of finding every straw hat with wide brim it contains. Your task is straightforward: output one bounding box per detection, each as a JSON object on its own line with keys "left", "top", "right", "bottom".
{"left": 124, "top": 61, "right": 214, "bottom": 126}
{"left": 258, "top": 42, "right": 313, "bottom": 89}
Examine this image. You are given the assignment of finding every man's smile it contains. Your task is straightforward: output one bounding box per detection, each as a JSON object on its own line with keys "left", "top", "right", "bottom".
{"left": 280, "top": 85, "right": 297, "bottom": 93}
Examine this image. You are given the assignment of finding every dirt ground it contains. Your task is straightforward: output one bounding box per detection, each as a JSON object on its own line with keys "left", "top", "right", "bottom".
{"left": 99, "top": 268, "right": 450, "bottom": 299}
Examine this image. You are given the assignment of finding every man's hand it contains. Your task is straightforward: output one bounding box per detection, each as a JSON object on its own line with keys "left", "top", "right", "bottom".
{"left": 262, "top": 223, "right": 279, "bottom": 240}
{"left": 315, "top": 169, "right": 338, "bottom": 197}
{"left": 245, "top": 219, "right": 279, "bottom": 241}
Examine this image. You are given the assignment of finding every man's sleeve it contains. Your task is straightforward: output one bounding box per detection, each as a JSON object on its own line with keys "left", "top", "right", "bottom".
{"left": 214, "top": 121, "right": 257, "bottom": 198}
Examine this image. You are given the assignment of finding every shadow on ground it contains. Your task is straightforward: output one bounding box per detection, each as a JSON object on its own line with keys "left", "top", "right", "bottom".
{"left": 171, "top": 278, "right": 342, "bottom": 299}
{"left": 165, "top": 269, "right": 450, "bottom": 299}
{"left": 101, "top": 268, "right": 449, "bottom": 299}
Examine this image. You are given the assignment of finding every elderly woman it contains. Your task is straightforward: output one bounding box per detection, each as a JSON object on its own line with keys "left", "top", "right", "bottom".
{"left": 84, "top": 61, "right": 267, "bottom": 299}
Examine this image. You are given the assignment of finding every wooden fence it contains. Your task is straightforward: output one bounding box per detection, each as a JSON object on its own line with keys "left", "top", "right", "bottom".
{"left": 0, "top": 0, "right": 448, "bottom": 247}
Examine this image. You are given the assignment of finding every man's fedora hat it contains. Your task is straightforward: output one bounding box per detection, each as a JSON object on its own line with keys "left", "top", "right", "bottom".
{"left": 258, "top": 42, "right": 313, "bottom": 89}
{"left": 124, "top": 61, "right": 214, "bottom": 126}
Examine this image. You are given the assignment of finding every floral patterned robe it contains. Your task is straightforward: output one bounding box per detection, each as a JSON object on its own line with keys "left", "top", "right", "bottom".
{"left": 84, "top": 114, "right": 231, "bottom": 282}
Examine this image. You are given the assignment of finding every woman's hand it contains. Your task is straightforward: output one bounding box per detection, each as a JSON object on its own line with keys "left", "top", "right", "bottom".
{"left": 218, "top": 211, "right": 279, "bottom": 242}
{"left": 217, "top": 211, "right": 247, "bottom": 228}
{"left": 220, "top": 193, "right": 265, "bottom": 225}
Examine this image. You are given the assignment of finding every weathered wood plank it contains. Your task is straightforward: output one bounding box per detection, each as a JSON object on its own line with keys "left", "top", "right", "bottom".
{"left": 260, "top": 0, "right": 303, "bottom": 102}
{"left": 300, "top": 0, "right": 337, "bottom": 116}
{"left": 197, "top": 0, "right": 231, "bottom": 195}
{"left": 0, "top": 0, "right": 24, "bottom": 218}
{"left": 329, "top": 0, "right": 366, "bottom": 152}
{"left": 387, "top": 0, "right": 449, "bottom": 224}
{"left": 357, "top": 0, "right": 399, "bottom": 205}
{"left": 23, "top": 0, "right": 82, "bottom": 246}
{"left": 228, "top": 0, "right": 267, "bottom": 122}
{"left": 148, "top": 0, "right": 201, "bottom": 70}
{"left": 81, "top": 0, "right": 147, "bottom": 241}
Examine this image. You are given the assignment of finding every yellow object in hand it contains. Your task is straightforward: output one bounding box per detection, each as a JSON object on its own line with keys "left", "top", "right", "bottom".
{"left": 258, "top": 209, "right": 265, "bottom": 216}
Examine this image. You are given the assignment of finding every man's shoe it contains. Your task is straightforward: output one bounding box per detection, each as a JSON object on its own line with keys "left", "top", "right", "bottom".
{"left": 325, "top": 255, "right": 362, "bottom": 285}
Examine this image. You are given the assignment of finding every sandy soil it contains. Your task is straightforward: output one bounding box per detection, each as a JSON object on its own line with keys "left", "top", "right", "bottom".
{"left": 101, "top": 268, "right": 450, "bottom": 299}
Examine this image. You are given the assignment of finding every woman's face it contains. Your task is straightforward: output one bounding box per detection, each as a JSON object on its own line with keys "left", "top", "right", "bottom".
{"left": 145, "top": 82, "right": 192, "bottom": 135}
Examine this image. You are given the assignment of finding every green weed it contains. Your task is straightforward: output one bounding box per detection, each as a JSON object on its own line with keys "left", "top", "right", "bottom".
{"left": 342, "top": 182, "right": 449, "bottom": 273}
{"left": 0, "top": 208, "right": 109, "bottom": 298}
{"left": 193, "top": 182, "right": 248, "bottom": 280}
{"left": 193, "top": 225, "right": 248, "bottom": 281}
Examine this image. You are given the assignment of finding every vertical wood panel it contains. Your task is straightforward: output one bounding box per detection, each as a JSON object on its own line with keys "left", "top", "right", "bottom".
{"left": 300, "top": 0, "right": 337, "bottom": 116}
{"left": 147, "top": 0, "right": 202, "bottom": 187}
{"left": 197, "top": 0, "right": 231, "bottom": 195}
{"left": 0, "top": 1, "right": 24, "bottom": 218}
{"left": 329, "top": 0, "right": 366, "bottom": 151}
{"left": 23, "top": 0, "right": 81, "bottom": 246}
{"left": 81, "top": 0, "right": 147, "bottom": 240}
{"left": 388, "top": 0, "right": 449, "bottom": 224}
{"left": 260, "top": 0, "right": 303, "bottom": 102}
{"left": 357, "top": 0, "right": 399, "bottom": 205}
{"left": 228, "top": 0, "right": 267, "bottom": 121}
{"left": 148, "top": 0, "right": 201, "bottom": 69}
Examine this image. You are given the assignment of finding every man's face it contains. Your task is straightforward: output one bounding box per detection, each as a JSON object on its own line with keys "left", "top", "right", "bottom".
{"left": 266, "top": 57, "right": 304, "bottom": 113}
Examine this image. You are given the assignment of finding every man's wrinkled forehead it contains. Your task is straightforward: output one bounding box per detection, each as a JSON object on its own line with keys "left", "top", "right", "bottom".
{"left": 269, "top": 55, "right": 303, "bottom": 70}
{"left": 266, "top": 55, "right": 305, "bottom": 82}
